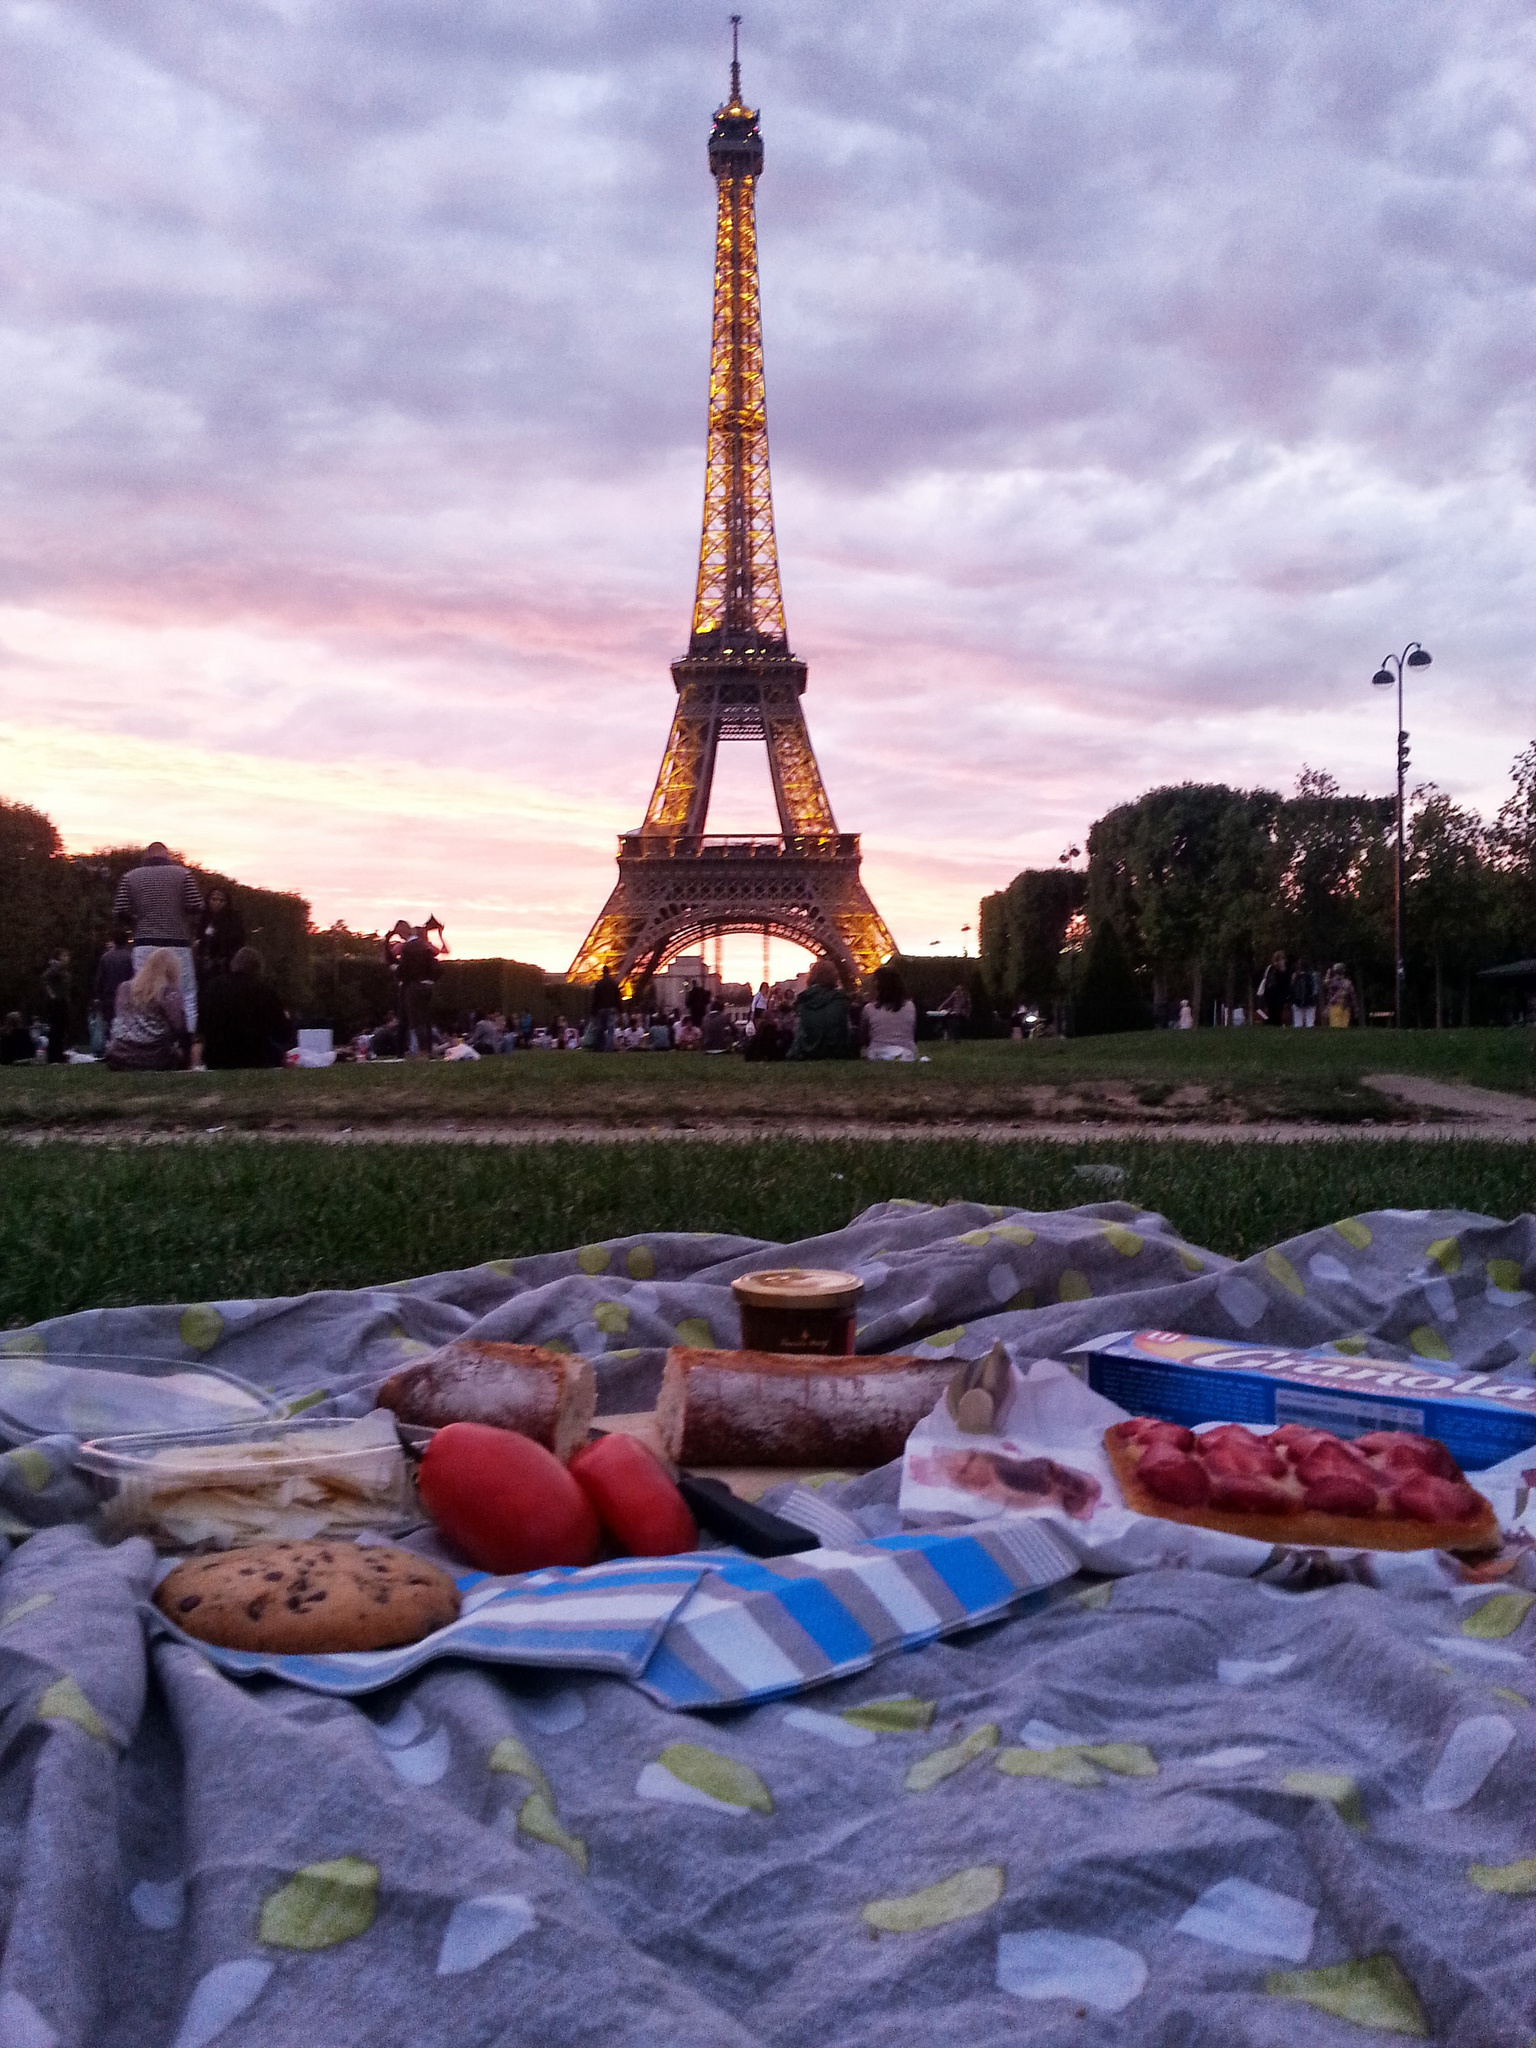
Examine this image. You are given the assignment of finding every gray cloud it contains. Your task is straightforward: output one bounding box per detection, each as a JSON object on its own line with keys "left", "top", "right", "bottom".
{"left": 0, "top": 0, "right": 1531, "bottom": 957}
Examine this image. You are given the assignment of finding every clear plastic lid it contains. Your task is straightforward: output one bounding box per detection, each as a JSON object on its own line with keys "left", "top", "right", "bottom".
{"left": 0, "top": 1352, "right": 279, "bottom": 1445}
{"left": 77, "top": 1411, "right": 414, "bottom": 1552}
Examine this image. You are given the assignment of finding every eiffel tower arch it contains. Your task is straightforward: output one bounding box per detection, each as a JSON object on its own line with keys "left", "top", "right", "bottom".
{"left": 569, "top": 27, "right": 896, "bottom": 995}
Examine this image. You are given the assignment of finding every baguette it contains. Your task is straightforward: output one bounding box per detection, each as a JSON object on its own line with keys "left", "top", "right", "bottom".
{"left": 377, "top": 1340, "right": 595, "bottom": 1463}
{"left": 656, "top": 1348, "right": 955, "bottom": 1468}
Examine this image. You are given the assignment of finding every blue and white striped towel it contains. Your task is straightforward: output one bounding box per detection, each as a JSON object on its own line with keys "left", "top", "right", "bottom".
{"left": 163, "top": 1518, "right": 1081, "bottom": 1707}
{"left": 640, "top": 1518, "right": 1080, "bottom": 1708}
{"left": 162, "top": 1554, "right": 710, "bottom": 1695}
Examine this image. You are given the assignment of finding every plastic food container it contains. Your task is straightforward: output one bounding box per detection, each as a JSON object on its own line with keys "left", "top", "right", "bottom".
{"left": 0, "top": 1353, "right": 277, "bottom": 1446}
{"left": 730, "top": 1269, "right": 864, "bottom": 1356}
{"left": 76, "top": 1410, "right": 417, "bottom": 1552}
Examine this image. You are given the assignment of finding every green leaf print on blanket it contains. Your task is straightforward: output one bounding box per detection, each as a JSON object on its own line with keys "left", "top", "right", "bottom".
{"left": 259, "top": 1858, "right": 379, "bottom": 1950}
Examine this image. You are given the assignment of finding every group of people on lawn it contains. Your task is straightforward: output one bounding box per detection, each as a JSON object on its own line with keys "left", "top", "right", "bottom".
{"left": 393, "top": 962, "right": 923, "bottom": 1064}
{"left": 12, "top": 842, "right": 926, "bottom": 1073}
{"left": 577, "top": 959, "right": 923, "bottom": 1063}
{"left": 4, "top": 844, "right": 298, "bottom": 1073}
{"left": 1253, "top": 954, "right": 1361, "bottom": 1029}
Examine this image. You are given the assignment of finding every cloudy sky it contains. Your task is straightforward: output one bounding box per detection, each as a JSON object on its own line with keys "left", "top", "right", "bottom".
{"left": 2, "top": 0, "right": 1532, "bottom": 973}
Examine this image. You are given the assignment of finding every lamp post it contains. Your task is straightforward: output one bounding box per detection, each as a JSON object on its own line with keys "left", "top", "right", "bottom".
{"left": 1370, "top": 642, "right": 1432, "bottom": 1029}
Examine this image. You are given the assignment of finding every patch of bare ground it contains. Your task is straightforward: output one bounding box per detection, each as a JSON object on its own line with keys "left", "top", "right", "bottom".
{"left": 1362, "top": 1073, "right": 1536, "bottom": 1124}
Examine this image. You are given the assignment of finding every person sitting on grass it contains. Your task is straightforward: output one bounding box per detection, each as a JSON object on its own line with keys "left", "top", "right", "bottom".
{"left": 93, "top": 924, "right": 136, "bottom": 1046}
{"left": 701, "top": 997, "right": 736, "bottom": 1052}
{"left": 0, "top": 1011, "right": 34, "bottom": 1065}
{"left": 743, "top": 1006, "right": 785, "bottom": 1062}
{"left": 201, "top": 946, "right": 296, "bottom": 1069}
{"left": 105, "top": 948, "right": 189, "bottom": 1071}
{"left": 861, "top": 965, "right": 917, "bottom": 1061}
{"left": 787, "top": 958, "right": 852, "bottom": 1060}
{"left": 675, "top": 1015, "right": 703, "bottom": 1050}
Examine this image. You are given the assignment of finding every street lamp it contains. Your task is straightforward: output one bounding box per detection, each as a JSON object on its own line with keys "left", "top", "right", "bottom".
{"left": 1370, "top": 641, "right": 1432, "bottom": 1029}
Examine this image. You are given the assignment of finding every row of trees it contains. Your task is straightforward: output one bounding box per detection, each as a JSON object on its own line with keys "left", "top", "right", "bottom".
{"left": 2, "top": 799, "right": 311, "bottom": 1028}
{"left": 0, "top": 798, "right": 561, "bottom": 1040}
{"left": 979, "top": 747, "right": 1536, "bottom": 1031}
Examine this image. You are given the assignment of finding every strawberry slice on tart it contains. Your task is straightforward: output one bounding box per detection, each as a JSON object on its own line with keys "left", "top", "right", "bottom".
{"left": 1104, "top": 1417, "right": 1497, "bottom": 1552}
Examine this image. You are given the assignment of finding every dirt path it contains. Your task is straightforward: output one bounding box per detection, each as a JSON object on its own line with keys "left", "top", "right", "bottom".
{"left": 7, "top": 1117, "right": 1534, "bottom": 1146}
{"left": 1362, "top": 1073, "right": 1536, "bottom": 1124}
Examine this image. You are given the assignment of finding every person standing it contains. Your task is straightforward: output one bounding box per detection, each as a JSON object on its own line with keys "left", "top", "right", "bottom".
{"left": 42, "top": 949, "right": 71, "bottom": 1062}
{"left": 113, "top": 842, "right": 204, "bottom": 1035}
{"left": 1289, "top": 958, "right": 1318, "bottom": 1029}
{"left": 383, "top": 920, "right": 412, "bottom": 1053}
{"left": 1324, "top": 963, "right": 1358, "bottom": 1028}
{"left": 1255, "top": 950, "right": 1288, "bottom": 1026}
{"left": 936, "top": 981, "right": 971, "bottom": 1042}
{"left": 589, "top": 968, "right": 622, "bottom": 1051}
{"left": 195, "top": 885, "right": 245, "bottom": 982}
{"left": 397, "top": 925, "right": 443, "bottom": 1058}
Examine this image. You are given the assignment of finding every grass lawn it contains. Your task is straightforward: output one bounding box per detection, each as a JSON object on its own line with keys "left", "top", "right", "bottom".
{"left": 1, "top": 1027, "right": 1534, "bottom": 1133}
{"left": 5, "top": 1135, "right": 1534, "bottom": 1326}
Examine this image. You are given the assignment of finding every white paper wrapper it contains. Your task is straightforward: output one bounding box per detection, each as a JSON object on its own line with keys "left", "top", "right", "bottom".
{"left": 899, "top": 1356, "right": 1531, "bottom": 1585}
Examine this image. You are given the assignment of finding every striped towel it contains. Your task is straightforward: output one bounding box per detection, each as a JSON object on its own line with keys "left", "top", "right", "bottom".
{"left": 639, "top": 1518, "right": 1080, "bottom": 1708}
{"left": 164, "top": 1555, "right": 711, "bottom": 1696}
{"left": 162, "top": 1518, "right": 1081, "bottom": 1706}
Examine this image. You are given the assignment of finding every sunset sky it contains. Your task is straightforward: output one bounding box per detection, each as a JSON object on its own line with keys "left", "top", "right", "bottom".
{"left": 2, "top": 1, "right": 1533, "bottom": 978}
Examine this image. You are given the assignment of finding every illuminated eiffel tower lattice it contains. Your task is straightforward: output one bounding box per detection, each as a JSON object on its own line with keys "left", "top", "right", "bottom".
{"left": 568, "top": 26, "right": 896, "bottom": 992}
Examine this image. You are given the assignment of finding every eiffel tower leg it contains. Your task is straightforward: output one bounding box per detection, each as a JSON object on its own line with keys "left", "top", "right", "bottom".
{"left": 642, "top": 693, "right": 720, "bottom": 837}
{"left": 567, "top": 878, "right": 651, "bottom": 990}
{"left": 763, "top": 692, "right": 837, "bottom": 838}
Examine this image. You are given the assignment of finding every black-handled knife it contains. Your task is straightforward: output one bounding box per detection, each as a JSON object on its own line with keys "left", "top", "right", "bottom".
{"left": 676, "top": 1473, "right": 820, "bottom": 1556}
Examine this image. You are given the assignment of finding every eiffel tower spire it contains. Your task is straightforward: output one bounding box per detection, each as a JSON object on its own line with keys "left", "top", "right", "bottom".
{"left": 568, "top": 30, "right": 896, "bottom": 992}
{"left": 689, "top": 26, "right": 786, "bottom": 657}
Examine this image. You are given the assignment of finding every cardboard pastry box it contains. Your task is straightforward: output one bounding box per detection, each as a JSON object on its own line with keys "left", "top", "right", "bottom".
{"left": 1067, "top": 1330, "right": 1536, "bottom": 1473}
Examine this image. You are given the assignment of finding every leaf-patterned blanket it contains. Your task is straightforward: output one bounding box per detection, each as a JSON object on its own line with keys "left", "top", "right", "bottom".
{"left": 2, "top": 1197, "right": 1536, "bottom": 2044}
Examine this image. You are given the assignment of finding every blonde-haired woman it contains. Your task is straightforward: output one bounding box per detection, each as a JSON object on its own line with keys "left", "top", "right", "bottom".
{"left": 105, "top": 947, "right": 190, "bottom": 1070}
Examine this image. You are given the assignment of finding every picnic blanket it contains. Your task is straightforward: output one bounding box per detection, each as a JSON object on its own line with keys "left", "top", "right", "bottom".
{"left": 3, "top": 1196, "right": 1536, "bottom": 2044}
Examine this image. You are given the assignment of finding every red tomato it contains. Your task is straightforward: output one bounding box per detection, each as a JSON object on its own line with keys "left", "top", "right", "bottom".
{"left": 417, "top": 1422, "right": 600, "bottom": 1573}
{"left": 568, "top": 1434, "right": 698, "bottom": 1557}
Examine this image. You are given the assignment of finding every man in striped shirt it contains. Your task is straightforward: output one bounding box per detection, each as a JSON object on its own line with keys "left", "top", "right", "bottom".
{"left": 113, "top": 842, "right": 205, "bottom": 1035}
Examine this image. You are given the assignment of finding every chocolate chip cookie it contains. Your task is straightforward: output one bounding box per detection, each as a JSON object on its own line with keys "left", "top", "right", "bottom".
{"left": 154, "top": 1539, "right": 460, "bottom": 1653}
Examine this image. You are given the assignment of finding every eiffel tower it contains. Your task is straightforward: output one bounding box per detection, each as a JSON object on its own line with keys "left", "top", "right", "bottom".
{"left": 568, "top": 25, "right": 896, "bottom": 994}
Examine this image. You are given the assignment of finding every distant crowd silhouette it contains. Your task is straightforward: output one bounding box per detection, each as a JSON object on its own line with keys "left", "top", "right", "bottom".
{"left": 2, "top": 837, "right": 969, "bottom": 1071}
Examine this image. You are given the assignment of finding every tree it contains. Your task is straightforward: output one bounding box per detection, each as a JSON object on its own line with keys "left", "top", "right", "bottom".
{"left": 1407, "top": 786, "right": 1489, "bottom": 1026}
{"left": 1085, "top": 784, "right": 1277, "bottom": 1022}
{"left": 1493, "top": 741, "right": 1536, "bottom": 951}
{"left": 979, "top": 869, "right": 1086, "bottom": 1012}
{"left": 1274, "top": 769, "right": 1393, "bottom": 1010}
{"left": 1073, "top": 917, "right": 1151, "bottom": 1037}
{"left": 0, "top": 799, "right": 75, "bottom": 1020}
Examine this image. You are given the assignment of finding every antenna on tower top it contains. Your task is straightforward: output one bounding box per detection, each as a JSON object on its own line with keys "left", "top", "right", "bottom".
{"left": 730, "top": 14, "right": 742, "bottom": 99}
